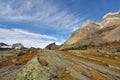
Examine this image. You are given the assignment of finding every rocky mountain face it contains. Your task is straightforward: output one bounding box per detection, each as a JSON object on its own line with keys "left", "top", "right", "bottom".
{"left": 45, "top": 42, "right": 60, "bottom": 50}
{"left": 12, "top": 43, "right": 24, "bottom": 49}
{"left": 60, "top": 20, "right": 100, "bottom": 49}
{"left": 60, "top": 11, "right": 120, "bottom": 54}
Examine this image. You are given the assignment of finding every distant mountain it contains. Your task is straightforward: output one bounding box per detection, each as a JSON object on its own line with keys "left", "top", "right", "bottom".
{"left": 60, "top": 11, "right": 120, "bottom": 53}
{"left": 0, "top": 43, "right": 8, "bottom": 46}
{"left": 0, "top": 43, "right": 10, "bottom": 48}
{"left": 12, "top": 43, "right": 24, "bottom": 49}
{"left": 0, "top": 42, "right": 24, "bottom": 49}
{"left": 45, "top": 42, "right": 60, "bottom": 50}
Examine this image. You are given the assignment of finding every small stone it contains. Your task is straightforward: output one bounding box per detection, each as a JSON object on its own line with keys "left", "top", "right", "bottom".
{"left": 56, "top": 67, "right": 66, "bottom": 74}
{"left": 105, "top": 55, "right": 109, "bottom": 57}
{"left": 38, "top": 58, "right": 48, "bottom": 66}
{"left": 17, "top": 51, "right": 25, "bottom": 56}
{"left": 12, "top": 59, "right": 19, "bottom": 63}
{"left": 114, "top": 57, "right": 118, "bottom": 59}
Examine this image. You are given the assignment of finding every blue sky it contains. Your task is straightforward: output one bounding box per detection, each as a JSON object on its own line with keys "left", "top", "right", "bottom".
{"left": 0, "top": 0, "right": 120, "bottom": 48}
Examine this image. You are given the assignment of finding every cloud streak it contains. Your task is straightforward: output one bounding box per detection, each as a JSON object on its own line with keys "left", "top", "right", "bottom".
{"left": 0, "top": 28, "right": 60, "bottom": 48}
{"left": 0, "top": 0, "right": 84, "bottom": 47}
{"left": 0, "top": 0, "right": 84, "bottom": 31}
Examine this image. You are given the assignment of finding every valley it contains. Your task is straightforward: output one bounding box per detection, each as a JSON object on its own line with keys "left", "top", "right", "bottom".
{"left": 0, "top": 49, "right": 120, "bottom": 80}
{"left": 0, "top": 10, "right": 120, "bottom": 80}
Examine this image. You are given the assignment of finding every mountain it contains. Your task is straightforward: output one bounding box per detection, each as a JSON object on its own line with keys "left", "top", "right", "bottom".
{"left": 60, "top": 11, "right": 120, "bottom": 53}
{"left": 0, "top": 43, "right": 8, "bottom": 46}
{"left": 0, "top": 43, "right": 24, "bottom": 49}
{"left": 12, "top": 43, "right": 24, "bottom": 49}
{"left": 0, "top": 43, "right": 11, "bottom": 48}
{"left": 0, "top": 11, "right": 120, "bottom": 80}
{"left": 60, "top": 20, "right": 100, "bottom": 49}
{"left": 45, "top": 42, "right": 60, "bottom": 50}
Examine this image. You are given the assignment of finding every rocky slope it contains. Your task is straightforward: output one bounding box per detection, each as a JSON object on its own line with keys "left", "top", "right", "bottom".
{"left": 60, "top": 11, "right": 120, "bottom": 53}
{"left": 1, "top": 50, "right": 120, "bottom": 80}
{"left": 60, "top": 20, "right": 99, "bottom": 49}
{"left": 0, "top": 46, "right": 120, "bottom": 80}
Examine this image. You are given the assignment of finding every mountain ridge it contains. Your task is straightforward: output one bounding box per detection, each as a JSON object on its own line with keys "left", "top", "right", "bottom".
{"left": 60, "top": 11, "right": 120, "bottom": 53}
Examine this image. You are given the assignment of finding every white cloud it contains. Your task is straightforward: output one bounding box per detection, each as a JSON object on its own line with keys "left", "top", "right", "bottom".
{"left": 0, "top": 0, "right": 84, "bottom": 31}
{"left": 0, "top": 0, "right": 85, "bottom": 47}
{"left": 0, "top": 28, "right": 61, "bottom": 48}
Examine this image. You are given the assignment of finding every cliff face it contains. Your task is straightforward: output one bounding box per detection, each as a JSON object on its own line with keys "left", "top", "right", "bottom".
{"left": 60, "top": 11, "right": 120, "bottom": 51}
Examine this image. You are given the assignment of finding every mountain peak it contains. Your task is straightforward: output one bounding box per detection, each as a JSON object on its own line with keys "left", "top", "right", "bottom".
{"left": 45, "top": 42, "right": 59, "bottom": 50}
{"left": 82, "top": 19, "right": 94, "bottom": 27}
{"left": 103, "top": 10, "right": 120, "bottom": 19}
{"left": 100, "top": 10, "right": 120, "bottom": 28}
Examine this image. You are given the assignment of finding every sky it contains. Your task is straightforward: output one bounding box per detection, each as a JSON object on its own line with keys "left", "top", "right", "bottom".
{"left": 0, "top": 0, "right": 120, "bottom": 48}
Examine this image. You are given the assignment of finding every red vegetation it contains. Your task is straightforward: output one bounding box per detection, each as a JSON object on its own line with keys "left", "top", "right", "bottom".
{"left": 0, "top": 49, "right": 39, "bottom": 68}
{"left": 56, "top": 67, "right": 77, "bottom": 80}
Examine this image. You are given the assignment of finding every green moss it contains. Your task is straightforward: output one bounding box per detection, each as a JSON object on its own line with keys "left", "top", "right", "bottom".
{"left": 16, "top": 57, "right": 51, "bottom": 80}
{"left": 62, "top": 45, "right": 95, "bottom": 50}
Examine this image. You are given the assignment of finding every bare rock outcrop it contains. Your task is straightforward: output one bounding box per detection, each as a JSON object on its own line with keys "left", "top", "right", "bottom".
{"left": 16, "top": 57, "right": 51, "bottom": 80}
{"left": 45, "top": 42, "right": 60, "bottom": 50}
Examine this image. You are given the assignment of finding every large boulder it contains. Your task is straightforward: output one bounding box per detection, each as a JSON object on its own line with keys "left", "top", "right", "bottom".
{"left": 16, "top": 51, "right": 25, "bottom": 56}
{"left": 16, "top": 57, "right": 51, "bottom": 80}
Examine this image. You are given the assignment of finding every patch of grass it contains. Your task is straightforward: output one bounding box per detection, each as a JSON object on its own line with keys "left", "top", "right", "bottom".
{"left": 90, "top": 69, "right": 109, "bottom": 80}
{"left": 89, "top": 59, "right": 109, "bottom": 67}
{"left": 62, "top": 51, "right": 109, "bottom": 67}
{"left": 62, "top": 45, "right": 95, "bottom": 50}
{"left": 56, "top": 67, "right": 77, "bottom": 80}
{"left": 69, "top": 63, "right": 89, "bottom": 78}
{"left": 0, "top": 49, "right": 39, "bottom": 68}
{"left": 81, "top": 52, "right": 120, "bottom": 68}
{"left": 110, "top": 67, "right": 120, "bottom": 73}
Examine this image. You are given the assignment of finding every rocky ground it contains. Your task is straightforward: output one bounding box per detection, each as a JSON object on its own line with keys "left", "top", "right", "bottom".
{"left": 0, "top": 49, "right": 120, "bottom": 80}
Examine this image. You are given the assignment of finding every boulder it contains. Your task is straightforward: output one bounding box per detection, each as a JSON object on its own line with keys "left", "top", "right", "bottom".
{"left": 16, "top": 57, "right": 51, "bottom": 80}
{"left": 38, "top": 58, "right": 48, "bottom": 66}
{"left": 16, "top": 51, "right": 25, "bottom": 56}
